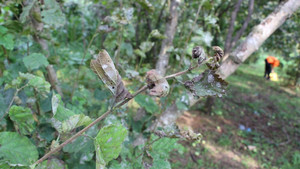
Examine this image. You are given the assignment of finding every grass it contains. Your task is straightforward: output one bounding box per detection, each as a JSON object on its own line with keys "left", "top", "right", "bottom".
{"left": 171, "top": 62, "right": 300, "bottom": 169}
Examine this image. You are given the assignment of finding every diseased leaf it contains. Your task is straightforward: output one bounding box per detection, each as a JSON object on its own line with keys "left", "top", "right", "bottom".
{"left": 94, "top": 124, "right": 128, "bottom": 168}
{"left": 41, "top": 0, "right": 66, "bottom": 28}
{"left": 135, "top": 94, "right": 159, "bottom": 114}
{"left": 23, "top": 53, "right": 49, "bottom": 70}
{"left": 0, "top": 132, "right": 38, "bottom": 166}
{"left": 206, "top": 46, "right": 224, "bottom": 70}
{"left": 51, "top": 94, "right": 92, "bottom": 133}
{"left": 36, "top": 158, "right": 66, "bottom": 169}
{"left": 184, "top": 70, "right": 228, "bottom": 98}
{"left": 90, "top": 50, "right": 120, "bottom": 94}
{"left": 143, "top": 150, "right": 153, "bottom": 169}
{"left": 19, "top": 73, "right": 51, "bottom": 97}
{"left": 150, "top": 157, "right": 171, "bottom": 169}
{"left": 155, "top": 123, "right": 182, "bottom": 139}
{"left": 90, "top": 50, "right": 132, "bottom": 102}
{"left": 9, "top": 105, "right": 35, "bottom": 135}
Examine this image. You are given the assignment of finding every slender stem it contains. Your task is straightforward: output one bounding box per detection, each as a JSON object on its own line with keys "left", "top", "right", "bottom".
{"left": 0, "top": 90, "right": 18, "bottom": 121}
{"left": 0, "top": 85, "right": 27, "bottom": 121}
{"left": 165, "top": 65, "right": 199, "bottom": 79}
{"left": 34, "top": 85, "right": 148, "bottom": 165}
{"left": 34, "top": 65, "right": 197, "bottom": 165}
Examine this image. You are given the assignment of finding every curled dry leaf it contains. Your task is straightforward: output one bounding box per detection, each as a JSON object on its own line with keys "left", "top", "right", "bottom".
{"left": 90, "top": 49, "right": 132, "bottom": 103}
{"left": 206, "top": 46, "right": 224, "bottom": 70}
{"left": 146, "top": 69, "right": 169, "bottom": 97}
{"left": 192, "top": 46, "right": 206, "bottom": 64}
{"left": 184, "top": 70, "right": 228, "bottom": 98}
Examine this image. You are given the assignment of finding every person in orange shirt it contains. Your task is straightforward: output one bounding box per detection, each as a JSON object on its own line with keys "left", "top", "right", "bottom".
{"left": 264, "top": 56, "right": 280, "bottom": 80}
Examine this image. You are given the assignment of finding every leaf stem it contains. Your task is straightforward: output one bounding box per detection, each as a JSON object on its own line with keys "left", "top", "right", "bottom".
{"left": 0, "top": 85, "right": 28, "bottom": 121}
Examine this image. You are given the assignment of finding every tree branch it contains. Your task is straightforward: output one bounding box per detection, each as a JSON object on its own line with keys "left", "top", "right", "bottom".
{"left": 33, "top": 63, "right": 202, "bottom": 165}
{"left": 231, "top": 0, "right": 255, "bottom": 48}
{"left": 224, "top": 0, "right": 243, "bottom": 54}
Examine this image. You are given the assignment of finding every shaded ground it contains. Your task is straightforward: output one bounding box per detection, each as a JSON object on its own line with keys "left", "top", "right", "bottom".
{"left": 170, "top": 64, "right": 300, "bottom": 169}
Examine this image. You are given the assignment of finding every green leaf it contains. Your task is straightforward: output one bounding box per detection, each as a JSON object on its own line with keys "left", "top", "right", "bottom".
{"left": 0, "top": 26, "right": 8, "bottom": 34}
{"left": 51, "top": 94, "right": 92, "bottom": 133}
{"left": 184, "top": 70, "right": 228, "bottom": 98}
{"left": 136, "top": 0, "right": 154, "bottom": 12}
{"left": 150, "top": 157, "right": 171, "bottom": 169}
{"left": 149, "top": 29, "right": 166, "bottom": 40}
{"left": 134, "top": 49, "right": 146, "bottom": 58}
{"left": 23, "top": 53, "right": 49, "bottom": 70}
{"left": 139, "top": 41, "right": 154, "bottom": 53}
{"left": 175, "top": 94, "right": 189, "bottom": 111}
{"left": 9, "top": 105, "right": 35, "bottom": 135}
{"left": 95, "top": 124, "right": 128, "bottom": 168}
{"left": 0, "top": 132, "right": 38, "bottom": 166}
{"left": 36, "top": 158, "right": 66, "bottom": 169}
{"left": 19, "top": 73, "right": 51, "bottom": 97}
{"left": 0, "top": 33, "right": 14, "bottom": 50}
{"left": 41, "top": 0, "right": 66, "bottom": 28}
{"left": 20, "top": 0, "right": 36, "bottom": 23}
{"left": 134, "top": 94, "right": 159, "bottom": 114}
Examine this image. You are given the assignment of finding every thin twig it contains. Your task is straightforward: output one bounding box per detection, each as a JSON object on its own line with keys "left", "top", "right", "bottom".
{"left": 0, "top": 85, "right": 27, "bottom": 121}
{"left": 165, "top": 65, "right": 199, "bottom": 79}
{"left": 34, "top": 65, "right": 199, "bottom": 165}
{"left": 34, "top": 85, "right": 148, "bottom": 165}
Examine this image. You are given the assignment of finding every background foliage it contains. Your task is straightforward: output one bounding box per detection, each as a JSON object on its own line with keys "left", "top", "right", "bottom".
{"left": 0, "top": 0, "right": 299, "bottom": 168}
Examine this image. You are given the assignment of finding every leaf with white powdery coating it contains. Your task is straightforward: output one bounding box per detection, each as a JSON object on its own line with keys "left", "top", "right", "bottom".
{"left": 9, "top": 105, "right": 35, "bottom": 135}
{"left": 184, "top": 70, "right": 228, "bottom": 98}
{"left": 0, "top": 132, "right": 38, "bottom": 166}
{"left": 51, "top": 93, "right": 92, "bottom": 133}
{"left": 41, "top": 0, "right": 66, "bottom": 28}
{"left": 94, "top": 124, "right": 128, "bottom": 168}
{"left": 19, "top": 72, "right": 51, "bottom": 97}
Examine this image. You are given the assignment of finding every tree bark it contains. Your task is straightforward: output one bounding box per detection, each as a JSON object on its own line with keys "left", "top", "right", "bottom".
{"left": 155, "top": 0, "right": 180, "bottom": 75}
{"left": 218, "top": 0, "right": 300, "bottom": 79}
{"left": 224, "top": 0, "right": 243, "bottom": 54}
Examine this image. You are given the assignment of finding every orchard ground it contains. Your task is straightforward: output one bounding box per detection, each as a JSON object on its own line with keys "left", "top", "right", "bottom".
{"left": 170, "top": 61, "right": 300, "bottom": 169}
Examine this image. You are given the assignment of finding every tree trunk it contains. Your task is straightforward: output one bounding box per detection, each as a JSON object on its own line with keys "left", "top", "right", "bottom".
{"left": 155, "top": 0, "right": 180, "bottom": 75}
{"left": 218, "top": 0, "right": 300, "bottom": 79}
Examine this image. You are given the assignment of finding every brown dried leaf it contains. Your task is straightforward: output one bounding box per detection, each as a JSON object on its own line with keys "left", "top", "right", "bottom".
{"left": 146, "top": 69, "right": 169, "bottom": 97}
{"left": 90, "top": 49, "right": 131, "bottom": 102}
{"left": 206, "top": 46, "right": 224, "bottom": 70}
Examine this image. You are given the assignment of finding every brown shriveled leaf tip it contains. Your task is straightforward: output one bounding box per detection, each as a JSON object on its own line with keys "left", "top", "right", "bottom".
{"left": 212, "top": 46, "right": 224, "bottom": 62}
{"left": 145, "top": 69, "right": 169, "bottom": 97}
{"left": 90, "top": 49, "right": 131, "bottom": 103}
{"left": 206, "top": 46, "right": 224, "bottom": 70}
{"left": 184, "top": 70, "right": 228, "bottom": 98}
{"left": 192, "top": 46, "right": 207, "bottom": 65}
